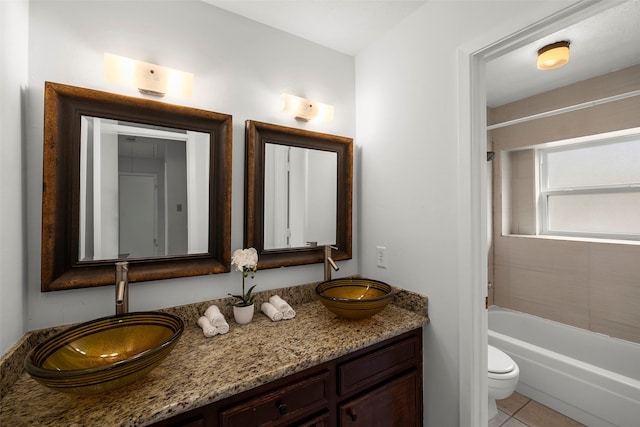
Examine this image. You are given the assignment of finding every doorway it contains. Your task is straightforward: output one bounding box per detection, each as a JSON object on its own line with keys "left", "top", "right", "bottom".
{"left": 119, "top": 173, "right": 158, "bottom": 258}
{"left": 459, "top": 1, "right": 623, "bottom": 425}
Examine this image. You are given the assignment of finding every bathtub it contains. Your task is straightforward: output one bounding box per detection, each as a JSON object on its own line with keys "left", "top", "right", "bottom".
{"left": 488, "top": 306, "right": 640, "bottom": 427}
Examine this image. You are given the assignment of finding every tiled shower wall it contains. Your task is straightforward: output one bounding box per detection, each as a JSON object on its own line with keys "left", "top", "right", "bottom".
{"left": 488, "top": 65, "right": 640, "bottom": 344}
{"left": 492, "top": 235, "right": 640, "bottom": 344}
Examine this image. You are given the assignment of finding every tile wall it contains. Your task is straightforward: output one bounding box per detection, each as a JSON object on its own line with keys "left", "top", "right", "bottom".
{"left": 488, "top": 64, "right": 640, "bottom": 344}
{"left": 492, "top": 234, "right": 640, "bottom": 343}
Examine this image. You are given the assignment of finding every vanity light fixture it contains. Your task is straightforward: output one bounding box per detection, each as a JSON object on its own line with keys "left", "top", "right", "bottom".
{"left": 104, "top": 53, "right": 193, "bottom": 97}
{"left": 537, "top": 41, "right": 570, "bottom": 70}
{"left": 281, "top": 93, "right": 334, "bottom": 122}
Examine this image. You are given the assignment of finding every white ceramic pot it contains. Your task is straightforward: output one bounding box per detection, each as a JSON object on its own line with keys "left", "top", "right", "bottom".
{"left": 233, "top": 304, "right": 255, "bottom": 325}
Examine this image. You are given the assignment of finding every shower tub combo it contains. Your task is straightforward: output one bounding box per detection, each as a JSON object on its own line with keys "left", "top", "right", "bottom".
{"left": 488, "top": 306, "right": 640, "bottom": 427}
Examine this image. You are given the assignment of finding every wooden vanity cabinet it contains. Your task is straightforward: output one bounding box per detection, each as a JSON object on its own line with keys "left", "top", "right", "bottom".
{"left": 338, "top": 371, "right": 420, "bottom": 427}
{"left": 152, "top": 328, "right": 422, "bottom": 427}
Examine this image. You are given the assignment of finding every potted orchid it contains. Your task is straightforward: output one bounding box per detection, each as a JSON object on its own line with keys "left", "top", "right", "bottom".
{"left": 229, "top": 247, "right": 258, "bottom": 324}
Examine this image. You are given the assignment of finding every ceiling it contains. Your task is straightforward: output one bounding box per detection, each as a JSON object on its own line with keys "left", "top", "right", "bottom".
{"left": 204, "top": 0, "right": 640, "bottom": 107}
{"left": 203, "top": 0, "right": 427, "bottom": 56}
{"left": 485, "top": 0, "right": 640, "bottom": 107}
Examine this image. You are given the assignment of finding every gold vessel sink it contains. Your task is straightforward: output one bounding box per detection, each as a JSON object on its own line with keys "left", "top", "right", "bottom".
{"left": 24, "top": 311, "right": 184, "bottom": 395}
{"left": 316, "top": 278, "right": 394, "bottom": 320}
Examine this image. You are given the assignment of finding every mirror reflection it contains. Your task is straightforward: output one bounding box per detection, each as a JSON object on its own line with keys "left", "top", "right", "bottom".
{"left": 79, "top": 117, "right": 210, "bottom": 261}
{"left": 244, "top": 120, "right": 352, "bottom": 270}
{"left": 264, "top": 144, "right": 337, "bottom": 249}
{"left": 41, "top": 82, "right": 232, "bottom": 291}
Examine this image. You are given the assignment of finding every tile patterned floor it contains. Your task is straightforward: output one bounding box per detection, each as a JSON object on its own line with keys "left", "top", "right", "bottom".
{"left": 490, "top": 392, "right": 586, "bottom": 427}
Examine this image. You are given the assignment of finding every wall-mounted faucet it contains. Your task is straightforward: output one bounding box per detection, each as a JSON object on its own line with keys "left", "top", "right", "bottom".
{"left": 115, "top": 262, "right": 129, "bottom": 315}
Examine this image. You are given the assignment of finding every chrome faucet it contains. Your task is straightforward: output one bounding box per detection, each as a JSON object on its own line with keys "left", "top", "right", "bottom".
{"left": 115, "top": 262, "right": 129, "bottom": 315}
{"left": 323, "top": 245, "right": 339, "bottom": 282}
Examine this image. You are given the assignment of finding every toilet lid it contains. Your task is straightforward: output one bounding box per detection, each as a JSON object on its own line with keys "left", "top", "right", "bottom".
{"left": 488, "top": 345, "right": 515, "bottom": 374}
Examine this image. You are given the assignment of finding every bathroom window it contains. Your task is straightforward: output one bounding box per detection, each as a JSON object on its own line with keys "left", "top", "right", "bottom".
{"left": 539, "top": 134, "right": 640, "bottom": 240}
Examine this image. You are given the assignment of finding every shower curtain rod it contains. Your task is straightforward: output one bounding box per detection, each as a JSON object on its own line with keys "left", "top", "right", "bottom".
{"left": 486, "top": 89, "right": 640, "bottom": 131}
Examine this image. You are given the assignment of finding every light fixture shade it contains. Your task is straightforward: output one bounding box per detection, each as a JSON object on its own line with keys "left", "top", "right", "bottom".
{"left": 537, "top": 41, "right": 570, "bottom": 70}
{"left": 281, "top": 93, "right": 334, "bottom": 122}
{"left": 104, "top": 53, "right": 193, "bottom": 97}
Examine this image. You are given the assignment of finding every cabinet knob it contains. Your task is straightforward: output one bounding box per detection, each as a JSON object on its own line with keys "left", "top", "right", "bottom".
{"left": 276, "top": 400, "right": 288, "bottom": 415}
{"left": 348, "top": 409, "right": 358, "bottom": 422}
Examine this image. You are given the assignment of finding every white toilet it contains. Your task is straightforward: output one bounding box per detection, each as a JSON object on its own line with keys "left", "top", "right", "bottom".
{"left": 488, "top": 344, "right": 519, "bottom": 419}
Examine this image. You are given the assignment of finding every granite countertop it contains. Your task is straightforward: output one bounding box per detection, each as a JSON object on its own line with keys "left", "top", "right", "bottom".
{"left": 0, "top": 282, "right": 428, "bottom": 427}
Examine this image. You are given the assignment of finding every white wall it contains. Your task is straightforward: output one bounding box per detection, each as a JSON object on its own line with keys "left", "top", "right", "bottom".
{"left": 16, "top": 0, "right": 356, "bottom": 337}
{"left": 2, "top": 0, "right": 584, "bottom": 424}
{"left": 0, "top": 0, "right": 29, "bottom": 354}
{"left": 355, "top": 1, "right": 573, "bottom": 425}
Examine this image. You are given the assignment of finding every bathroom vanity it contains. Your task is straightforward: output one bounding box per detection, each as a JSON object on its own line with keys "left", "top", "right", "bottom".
{"left": 0, "top": 285, "right": 428, "bottom": 426}
{"left": 153, "top": 328, "right": 422, "bottom": 427}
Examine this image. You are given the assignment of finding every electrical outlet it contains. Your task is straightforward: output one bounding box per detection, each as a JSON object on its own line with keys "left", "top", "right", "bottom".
{"left": 376, "top": 246, "right": 387, "bottom": 268}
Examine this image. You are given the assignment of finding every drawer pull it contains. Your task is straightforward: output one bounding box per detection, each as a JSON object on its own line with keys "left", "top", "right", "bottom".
{"left": 348, "top": 409, "right": 358, "bottom": 422}
{"left": 276, "top": 400, "right": 288, "bottom": 415}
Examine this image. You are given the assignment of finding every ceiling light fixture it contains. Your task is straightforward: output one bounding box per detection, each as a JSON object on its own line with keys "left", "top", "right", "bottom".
{"left": 537, "top": 41, "right": 570, "bottom": 70}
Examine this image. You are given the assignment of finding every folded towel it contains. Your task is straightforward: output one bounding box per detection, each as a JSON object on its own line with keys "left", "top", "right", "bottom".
{"left": 204, "top": 304, "right": 227, "bottom": 326}
{"left": 197, "top": 316, "right": 217, "bottom": 337}
{"left": 269, "top": 295, "right": 296, "bottom": 320}
{"left": 261, "top": 302, "right": 283, "bottom": 321}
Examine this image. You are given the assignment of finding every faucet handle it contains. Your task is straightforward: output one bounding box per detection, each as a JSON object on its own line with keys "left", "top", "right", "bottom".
{"left": 115, "top": 261, "right": 129, "bottom": 272}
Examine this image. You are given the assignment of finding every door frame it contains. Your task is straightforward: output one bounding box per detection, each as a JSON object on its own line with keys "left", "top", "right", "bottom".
{"left": 456, "top": 1, "right": 620, "bottom": 425}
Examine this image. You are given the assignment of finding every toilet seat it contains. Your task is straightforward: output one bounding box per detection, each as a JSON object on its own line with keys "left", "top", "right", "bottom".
{"left": 488, "top": 345, "right": 515, "bottom": 375}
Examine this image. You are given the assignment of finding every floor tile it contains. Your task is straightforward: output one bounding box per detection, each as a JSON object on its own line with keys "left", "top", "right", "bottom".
{"left": 489, "top": 410, "right": 509, "bottom": 427}
{"left": 496, "top": 392, "right": 530, "bottom": 416}
{"left": 501, "top": 418, "right": 529, "bottom": 427}
{"left": 514, "top": 400, "right": 585, "bottom": 427}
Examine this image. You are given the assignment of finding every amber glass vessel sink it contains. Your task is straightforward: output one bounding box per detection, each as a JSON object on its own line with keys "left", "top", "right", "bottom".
{"left": 316, "top": 278, "right": 394, "bottom": 320}
{"left": 24, "top": 311, "right": 184, "bottom": 394}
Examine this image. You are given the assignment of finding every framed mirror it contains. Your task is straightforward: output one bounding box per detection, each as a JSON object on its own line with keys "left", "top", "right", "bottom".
{"left": 42, "top": 82, "right": 232, "bottom": 291}
{"left": 245, "top": 120, "right": 352, "bottom": 269}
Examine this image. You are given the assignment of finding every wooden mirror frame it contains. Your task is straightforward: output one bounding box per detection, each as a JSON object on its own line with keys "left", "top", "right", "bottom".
{"left": 245, "top": 120, "right": 352, "bottom": 269}
{"left": 41, "top": 82, "right": 232, "bottom": 291}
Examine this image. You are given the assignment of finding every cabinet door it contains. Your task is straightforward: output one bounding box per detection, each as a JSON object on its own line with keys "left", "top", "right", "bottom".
{"left": 339, "top": 370, "right": 420, "bottom": 427}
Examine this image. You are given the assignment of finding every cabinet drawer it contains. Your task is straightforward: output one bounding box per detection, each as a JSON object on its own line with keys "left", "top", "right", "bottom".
{"left": 337, "top": 334, "right": 419, "bottom": 395}
{"left": 219, "top": 371, "right": 330, "bottom": 427}
{"left": 293, "top": 411, "right": 330, "bottom": 427}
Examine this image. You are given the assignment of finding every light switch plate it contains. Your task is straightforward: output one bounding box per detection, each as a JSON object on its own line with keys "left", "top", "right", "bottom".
{"left": 376, "top": 246, "right": 387, "bottom": 268}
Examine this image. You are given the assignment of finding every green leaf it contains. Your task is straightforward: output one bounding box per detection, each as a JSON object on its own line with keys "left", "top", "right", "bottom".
{"left": 245, "top": 284, "right": 257, "bottom": 296}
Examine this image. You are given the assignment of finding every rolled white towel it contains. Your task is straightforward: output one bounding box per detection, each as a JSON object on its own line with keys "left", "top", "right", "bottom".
{"left": 216, "top": 320, "right": 230, "bottom": 335}
{"left": 268, "top": 295, "right": 289, "bottom": 311}
{"left": 204, "top": 304, "right": 227, "bottom": 326}
{"left": 269, "top": 295, "right": 296, "bottom": 320}
{"left": 281, "top": 306, "right": 296, "bottom": 320}
{"left": 197, "top": 316, "right": 217, "bottom": 337}
{"left": 261, "top": 302, "right": 283, "bottom": 322}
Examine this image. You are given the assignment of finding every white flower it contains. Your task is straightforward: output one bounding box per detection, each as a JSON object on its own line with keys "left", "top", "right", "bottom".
{"left": 231, "top": 247, "right": 258, "bottom": 272}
